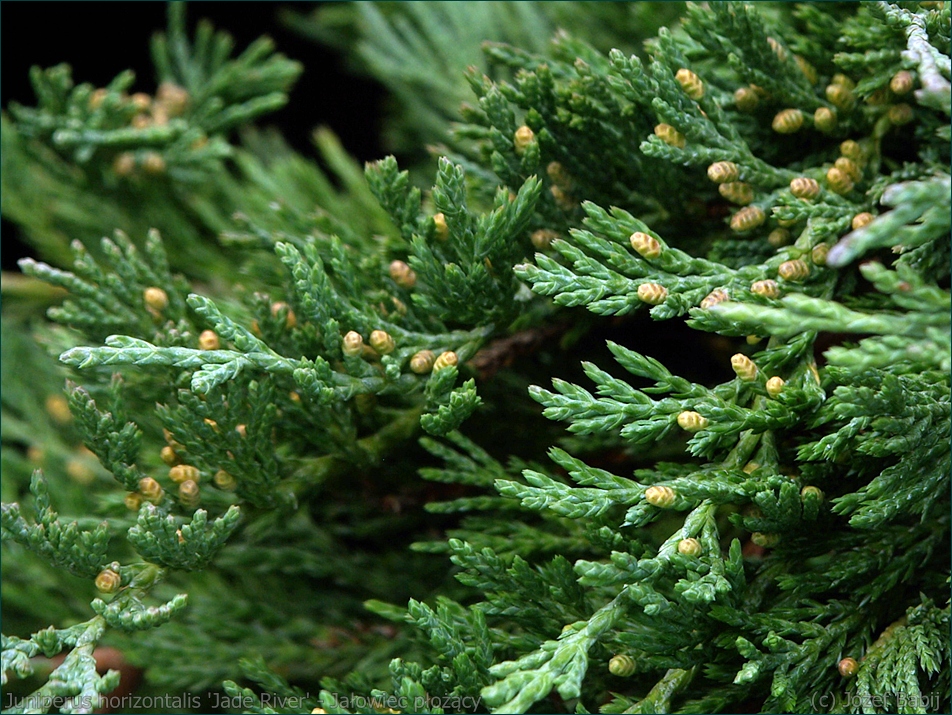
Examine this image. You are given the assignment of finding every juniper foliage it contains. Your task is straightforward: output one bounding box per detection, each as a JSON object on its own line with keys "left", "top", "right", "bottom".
{"left": 1, "top": 3, "right": 949, "bottom": 714}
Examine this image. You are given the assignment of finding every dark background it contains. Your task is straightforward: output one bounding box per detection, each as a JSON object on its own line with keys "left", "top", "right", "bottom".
{"left": 0, "top": 2, "right": 387, "bottom": 270}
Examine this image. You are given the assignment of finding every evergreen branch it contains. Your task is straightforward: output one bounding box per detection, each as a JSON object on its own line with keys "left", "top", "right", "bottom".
{"left": 218, "top": 682, "right": 281, "bottom": 715}
{"left": 151, "top": 3, "right": 302, "bottom": 126}
{"left": 529, "top": 344, "right": 816, "bottom": 460}
{"left": 365, "top": 155, "right": 426, "bottom": 245}
{"left": 702, "top": 292, "right": 949, "bottom": 341}
{"left": 824, "top": 330, "right": 951, "bottom": 374}
{"left": 384, "top": 660, "right": 445, "bottom": 715}
{"left": 407, "top": 597, "right": 495, "bottom": 678}
{"left": 516, "top": 201, "right": 827, "bottom": 323}
{"left": 271, "top": 238, "right": 491, "bottom": 350}
{"left": 65, "top": 381, "right": 146, "bottom": 493}
{"left": 478, "top": 504, "right": 730, "bottom": 712}
{"left": 624, "top": 666, "right": 696, "bottom": 714}
{"left": 9, "top": 3, "right": 300, "bottom": 176}
{"left": 238, "top": 654, "right": 315, "bottom": 712}
{"left": 448, "top": 539, "right": 592, "bottom": 636}
{"left": 832, "top": 433, "right": 949, "bottom": 529}
{"left": 682, "top": 3, "right": 822, "bottom": 110}
{"left": 884, "top": 2, "right": 952, "bottom": 114}
{"left": 91, "top": 592, "right": 188, "bottom": 633}
{"left": 0, "top": 472, "right": 111, "bottom": 579}
{"left": 186, "top": 293, "right": 273, "bottom": 355}
{"left": 1, "top": 634, "right": 41, "bottom": 686}
{"left": 802, "top": 370, "right": 949, "bottom": 461}
{"left": 60, "top": 331, "right": 353, "bottom": 399}
{"left": 408, "top": 159, "right": 542, "bottom": 326}
{"left": 496, "top": 469, "right": 641, "bottom": 520}
{"left": 774, "top": 521, "right": 947, "bottom": 603}
{"left": 18, "top": 230, "right": 187, "bottom": 342}
{"left": 481, "top": 592, "right": 627, "bottom": 713}
{"left": 157, "top": 380, "right": 287, "bottom": 510}
{"left": 126, "top": 504, "right": 241, "bottom": 571}
{"left": 827, "top": 176, "right": 951, "bottom": 267}
{"left": 851, "top": 598, "right": 951, "bottom": 714}
{"left": 420, "top": 378, "right": 482, "bottom": 437}
{"left": 1, "top": 618, "right": 120, "bottom": 714}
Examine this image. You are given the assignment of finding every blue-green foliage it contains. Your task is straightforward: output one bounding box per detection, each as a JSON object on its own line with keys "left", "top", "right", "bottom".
{"left": 127, "top": 505, "right": 241, "bottom": 571}
{"left": 1, "top": 472, "right": 111, "bottom": 579}
{"left": 312, "top": 2, "right": 949, "bottom": 714}
{"left": 2, "top": 2, "right": 949, "bottom": 714}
